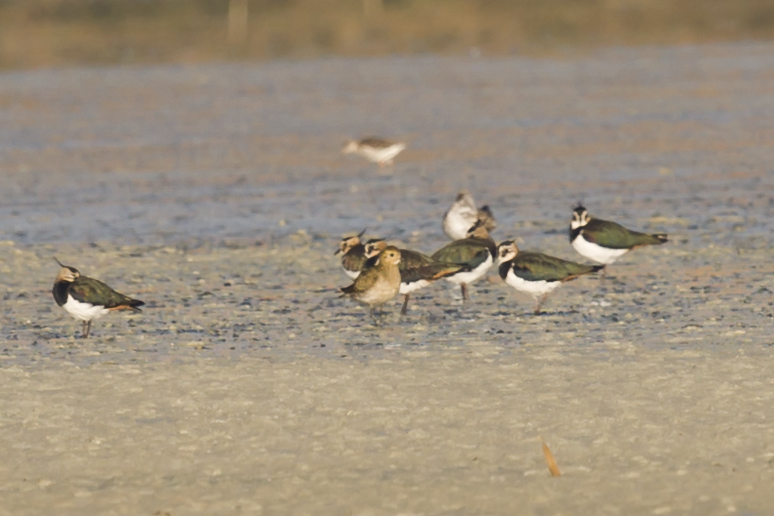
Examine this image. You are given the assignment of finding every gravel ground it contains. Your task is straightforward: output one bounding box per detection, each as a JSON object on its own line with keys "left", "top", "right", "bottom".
{"left": 0, "top": 42, "right": 773, "bottom": 515}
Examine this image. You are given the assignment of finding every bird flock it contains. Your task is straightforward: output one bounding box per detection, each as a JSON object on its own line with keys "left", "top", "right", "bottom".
{"left": 337, "top": 190, "right": 668, "bottom": 324}
{"left": 52, "top": 137, "right": 668, "bottom": 336}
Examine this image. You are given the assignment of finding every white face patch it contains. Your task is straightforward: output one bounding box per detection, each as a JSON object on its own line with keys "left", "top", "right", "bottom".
{"left": 62, "top": 295, "right": 110, "bottom": 322}
{"left": 570, "top": 211, "right": 589, "bottom": 230}
{"left": 497, "top": 248, "right": 517, "bottom": 264}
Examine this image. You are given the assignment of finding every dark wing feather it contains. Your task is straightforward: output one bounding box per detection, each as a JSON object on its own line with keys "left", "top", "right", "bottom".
{"left": 71, "top": 277, "right": 144, "bottom": 310}
{"left": 398, "top": 249, "right": 435, "bottom": 270}
{"left": 584, "top": 219, "right": 667, "bottom": 249}
{"left": 341, "top": 244, "right": 367, "bottom": 272}
{"left": 359, "top": 137, "right": 393, "bottom": 148}
{"left": 401, "top": 262, "right": 464, "bottom": 284}
{"left": 431, "top": 237, "right": 494, "bottom": 269}
{"left": 511, "top": 253, "right": 601, "bottom": 282}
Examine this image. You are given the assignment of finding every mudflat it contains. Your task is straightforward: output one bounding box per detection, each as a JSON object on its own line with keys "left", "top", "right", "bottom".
{"left": 1, "top": 42, "right": 773, "bottom": 515}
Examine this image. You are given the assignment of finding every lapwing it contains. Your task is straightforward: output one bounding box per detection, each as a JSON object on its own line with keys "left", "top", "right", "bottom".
{"left": 443, "top": 191, "right": 497, "bottom": 240}
{"left": 342, "top": 137, "right": 406, "bottom": 167}
{"left": 364, "top": 240, "right": 465, "bottom": 315}
{"left": 340, "top": 246, "right": 402, "bottom": 324}
{"left": 431, "top": 220, "right": 496, "bottom": 301}
{"left": 335, "top": 229, "right": 369, "bottom": 280}
{"left": 497, "top": 241, "right": 603, "bottom": 315}
{"left": 569, "top": 204, "right": 668, "bottom": 275}
{"left": 52, "top": 258, "right": 145, "bottom": 338}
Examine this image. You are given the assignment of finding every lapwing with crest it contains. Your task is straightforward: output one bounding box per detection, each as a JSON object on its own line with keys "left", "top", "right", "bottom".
{"left": 431, "top": 220, "right": 496, "bottom": 301}
{"left": 335, "top": 229, "right": 370, "bottom": 280}
{"left": 497, "top": 241, "right": 603, "bottom": 315}
{"left": 569, "top": 203, "right": 668, "bottom": 275}
{"left": 52, "top": 258, "right": 145, "bottom": 338}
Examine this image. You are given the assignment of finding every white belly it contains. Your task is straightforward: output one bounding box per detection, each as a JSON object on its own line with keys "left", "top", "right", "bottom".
{"left": 443, "top": 209, "right": 477, "bottom": 240}
{"left": 504, "top": 269, "right": 562, "bottom": 299}
{"left": 444, "top": 254, "right": 493, "bottom": 285}
{"left": 359, "top": 144, "right": 405, "bottom": 164}
{"left": 400, "top": 279, "right": 430, "bottom": 295}
{"left": 62, "top": 295, "right": 109, "bottom": 322}
{"left": 344, "top": 268, "right": 361, "bottom": 280}
{"left": 572, "top": 234, "right": 629, "bottom": 265}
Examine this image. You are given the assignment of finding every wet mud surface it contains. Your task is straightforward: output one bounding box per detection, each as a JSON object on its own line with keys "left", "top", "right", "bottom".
{"left": 1, "top": 42, "right": 774, "bottom": 514}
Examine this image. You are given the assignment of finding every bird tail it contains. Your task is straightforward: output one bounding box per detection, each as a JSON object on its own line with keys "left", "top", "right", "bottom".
{"left": 339, "top": 285, "right": 355, "bottom": 297}
{"left": 591, "top": 265, "right": 605, "bottom": 273}
{"left": 110, "top": 298, "right": 145, "bottom": 312}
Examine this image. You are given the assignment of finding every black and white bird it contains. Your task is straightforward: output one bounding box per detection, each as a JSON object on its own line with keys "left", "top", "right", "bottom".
{"left": 431, "top": 221, "right": 496, "bottom": 301}
{"left": 52, "top": 258, "right": 145, "bottom": 338}
{"left": 569, "top": 204, "right": 668, "bottom": 272}
{"left": 497, "top": 241, "right": 603, "bottom": 314}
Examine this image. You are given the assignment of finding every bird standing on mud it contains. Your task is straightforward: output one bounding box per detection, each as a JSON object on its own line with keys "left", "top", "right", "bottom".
{"left": 496, "top": 241, "right": 603, "bottom": 315}
{"left": 341, "top": 137, "right": 406, "bottom": 167}
{"left": 364, "top": 239, "right": 464, "bottom": 315}
{"left": 443, "top": 191, "right": 496, "bottom": 240}
{"left": 340, "top": 245, "right": 402, "bottom": 324}
{"left": 52, "top": 258, "right": 145, "bottom": 338}
{"left": 431, "top": 220, "right": 497, "bottom": 301}
{"left": 569, "top": 204, "right": 668, "bottom": 275}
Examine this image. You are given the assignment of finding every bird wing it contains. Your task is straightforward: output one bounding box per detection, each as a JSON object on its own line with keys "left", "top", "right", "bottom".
{"left": 401, "top": 262, "right": 465, "bottom": 284}
{"left": 511, "top": 253, "right": 599, "bottom": 282}
{"left": 431, "top": 238, "right": 493, "bottom": 269}
{"left": 70, "top": 277, "right": 144, "bottom": 310}
{"left": 340, "top": 267, "right": 379, "bottom": 296}
{"left": 583, "top": 219, "right": 665, "bottom": 248}
{"left": 342, "top": 244, "right": 367, "bottom": 271}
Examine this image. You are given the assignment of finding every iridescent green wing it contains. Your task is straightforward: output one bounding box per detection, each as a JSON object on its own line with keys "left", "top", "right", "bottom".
{"left": 431, "top": 238, "right": 491, "bottom": 269}
{"left": 399, "top": 249, "right": 435, "bottom": 270}
{"left": 70, "top": 277, "right": 136, "bottom": 308}
{"left": 401, "top": 262, "right": 464, "bottom": 283}
{"left": 584, "top": 219, "right": 666, "bottom": 249}
{"left": 512, "top": 253, "right": 599, "bottom": 282}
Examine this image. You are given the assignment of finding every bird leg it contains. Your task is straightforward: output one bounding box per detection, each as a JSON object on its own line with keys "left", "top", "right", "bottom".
{"left": 82, "top": 320, "right": 91, "bottom": 339}
{"left": 370, "top": 307, "right": 380, "bottom": 326}
{"left": 534, "top": 294, "right": 548, "bottom": 315}
{"left": 461, "top": 283, "right": 468, "bottom": 301}
{"left": 401, "top": 293, "right": 410, "bottom": 315}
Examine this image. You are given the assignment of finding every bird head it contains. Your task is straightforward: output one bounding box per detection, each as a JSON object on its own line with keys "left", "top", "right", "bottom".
{"left": 571, "top": 202, "right": 590, "bottom": 229}
{"left": 53, "top": 257, "right": 80, "bottom": 282}
{"left": 496, "top": 241, "right": 519, "bottom": 264}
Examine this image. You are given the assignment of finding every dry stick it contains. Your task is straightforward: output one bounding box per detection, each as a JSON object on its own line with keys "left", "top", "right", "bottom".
{"left": 540, "top": 436, "right": 562, "bottom": 477}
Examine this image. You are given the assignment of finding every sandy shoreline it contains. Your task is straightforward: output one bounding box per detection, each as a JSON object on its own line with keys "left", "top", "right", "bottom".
{"left": 1, "top": 42, "right": 774, "bottom": 514}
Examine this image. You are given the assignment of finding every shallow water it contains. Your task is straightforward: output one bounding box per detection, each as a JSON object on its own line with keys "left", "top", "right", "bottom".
{"left": 1, "top": 42, "right": 773, "bottom": 514}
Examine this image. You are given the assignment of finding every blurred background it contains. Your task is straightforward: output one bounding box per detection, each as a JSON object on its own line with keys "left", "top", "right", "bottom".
{"left": 2, "top": 0, "right": 774, "bottom": 70}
